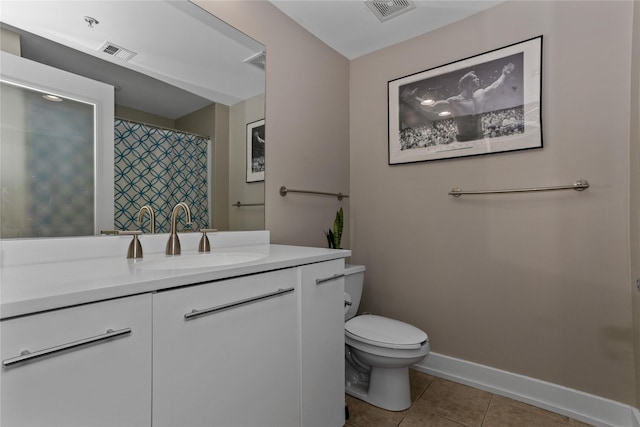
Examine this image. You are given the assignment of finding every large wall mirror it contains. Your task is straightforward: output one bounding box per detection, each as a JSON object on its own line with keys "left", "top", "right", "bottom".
{"left": 0, "top": 0, "right": 265, "bottom": 239}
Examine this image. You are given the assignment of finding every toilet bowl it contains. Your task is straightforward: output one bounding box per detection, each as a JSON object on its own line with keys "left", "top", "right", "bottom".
{"left": 344, "top": 265, "right": 430, "bottom": 411}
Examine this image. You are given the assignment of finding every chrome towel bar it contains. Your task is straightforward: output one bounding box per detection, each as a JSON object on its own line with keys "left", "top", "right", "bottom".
{"left": 449, "top": 179, "right": 589, "bottom": 197}
{"left": 279, "top": 186, "right": 349, "bottom": 200}
{"left": 232, "top": 201, "right": 265, "bottom": 207}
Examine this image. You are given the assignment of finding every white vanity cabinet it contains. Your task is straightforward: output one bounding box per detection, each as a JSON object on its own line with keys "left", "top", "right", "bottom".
{"left": 0, "top": 293, "right": 152, "bottom": 427}
{"left": 300, "top": 259, "right": 346, "bottom": 427}
{"left": 152, "top": 268, "right": 301, "bottom": 427}
{"left": 1, "top": 237, "right": 351, "bottom": 427}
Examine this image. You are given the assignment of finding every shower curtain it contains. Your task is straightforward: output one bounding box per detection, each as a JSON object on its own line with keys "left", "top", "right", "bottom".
{"left": 114, "top": 119, "right": 210, "bottom": 234}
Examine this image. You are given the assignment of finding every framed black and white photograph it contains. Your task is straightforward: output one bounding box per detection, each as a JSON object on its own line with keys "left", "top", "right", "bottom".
{"left": 246, "top": 119, "right": 265, "bottom": 182}
{"left": 388, "top": 36, "right": 542, "bottom": 164}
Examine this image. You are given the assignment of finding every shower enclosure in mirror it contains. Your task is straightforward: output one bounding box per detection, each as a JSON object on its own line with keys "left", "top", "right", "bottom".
{"left": 0, "top": 0, "right": 266, "bottom": 238}
{"left": 1, "top": 82, "right": 94, "bottom": 238}
{"left": 0, "top": 51, "right": 115, "bottom": 238}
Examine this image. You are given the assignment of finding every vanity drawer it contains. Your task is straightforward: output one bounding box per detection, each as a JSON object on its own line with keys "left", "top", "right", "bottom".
{"left": 0, "top": 294, "right": 152, "bottom": 427}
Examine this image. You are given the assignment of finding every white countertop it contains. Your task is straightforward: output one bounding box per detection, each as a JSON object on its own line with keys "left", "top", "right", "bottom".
{"left": 0, "top": 232, "right": 351, "bottom": 319}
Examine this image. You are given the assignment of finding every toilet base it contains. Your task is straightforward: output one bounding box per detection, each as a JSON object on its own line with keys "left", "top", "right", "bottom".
{"left": 345, "top": 365, "right": 412, "bottom": 412}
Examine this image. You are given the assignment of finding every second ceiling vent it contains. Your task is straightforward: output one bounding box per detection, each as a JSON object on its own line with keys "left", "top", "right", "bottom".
{"left": 364, "top": 0, "right": 416, "bottom": 22}
{"left": 99, "top": 41, "right": 137, "bottom": 62}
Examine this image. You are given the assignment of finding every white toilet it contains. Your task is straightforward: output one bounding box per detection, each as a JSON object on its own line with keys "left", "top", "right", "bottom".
{"left": 344, "top": 264, "right": 430, "bottom": 411}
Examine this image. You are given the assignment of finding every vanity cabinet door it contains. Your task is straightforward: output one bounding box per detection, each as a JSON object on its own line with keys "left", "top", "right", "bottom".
{"left": 153, "top": 269, "right": 300, "bottom": 427}
{"left": 300, "top": 260, "right": 346, "bottom": 427}
{"left": 0, "top": 294, "right": 152, "bottom": 427}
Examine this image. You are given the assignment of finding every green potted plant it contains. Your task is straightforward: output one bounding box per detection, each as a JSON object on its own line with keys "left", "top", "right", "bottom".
{"left": 325, "top": 207, "right": 343, "bottom": 249}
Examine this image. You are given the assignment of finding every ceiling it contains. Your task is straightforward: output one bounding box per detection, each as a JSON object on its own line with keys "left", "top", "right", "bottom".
{"left": 0, "top": 1, "right": 265, "bottom": 118}
{"left": 0, "top": 1, "right": 503, "bottom": 119}
{"left": 269, "top": 0, "right": 505, "bottom": 60}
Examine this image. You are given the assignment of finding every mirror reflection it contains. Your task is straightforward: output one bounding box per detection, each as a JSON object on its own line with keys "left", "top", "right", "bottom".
{"left": 1, "top": 82, "right": 95, "bottom": 237}
{"left": 0, "top": 0, "right": 266, "bottom": 239}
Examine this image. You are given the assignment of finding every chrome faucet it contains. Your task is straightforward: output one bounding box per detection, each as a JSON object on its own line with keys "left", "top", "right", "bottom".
{"left": 166, "top": 202, "right": 192, "bottom": 255}
{"left": 137, "top": 205, "right": 156, "bottom": 234}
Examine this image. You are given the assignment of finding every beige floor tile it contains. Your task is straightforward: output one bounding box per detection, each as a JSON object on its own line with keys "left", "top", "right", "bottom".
{"left": 483, "top": 395, "right": 572, "bottom": 427}
{"left": 568, "top": 418, "right": 595, "bottom": 427}
{"left": 345, "top": 395, "right": 406, "bottom": 427}
{"left": 412, "top": 378, "right": 492, "bottom": 427}
{"left": 345, "top": 376, "right": 596, "bottom": 427}
{"left": 399, "top": 410, "right": 467, "bottom": 427}
{"left": 410, "top": 369, "right": 435, "bottom": 402}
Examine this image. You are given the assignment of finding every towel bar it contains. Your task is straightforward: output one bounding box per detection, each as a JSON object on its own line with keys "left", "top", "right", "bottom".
{"left": 279, "top": 186, "right": 348, "bottom": 200}
{"left": 449, "top": 179, "right": 589, "bottom": 197}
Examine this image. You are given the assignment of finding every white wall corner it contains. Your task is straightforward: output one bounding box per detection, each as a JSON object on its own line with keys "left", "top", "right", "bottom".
{"left": 413, "top": 353, "right": 638, "bottom": 427}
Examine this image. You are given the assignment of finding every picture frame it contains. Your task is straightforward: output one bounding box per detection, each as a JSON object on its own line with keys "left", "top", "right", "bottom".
{"left": 246, "top": 119, "right": 265, "bottom": 182}
{"left": 388, "top": 35, "right": 543, "bottom": 164}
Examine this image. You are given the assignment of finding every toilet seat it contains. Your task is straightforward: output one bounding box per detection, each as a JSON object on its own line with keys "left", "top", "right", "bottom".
{"left": 345, "top": 314, "right": 428, "bottom": 350}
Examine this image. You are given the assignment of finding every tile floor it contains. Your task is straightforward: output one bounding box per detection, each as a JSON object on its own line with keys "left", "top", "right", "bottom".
{"left": 345, "top": 370, "right": 594, "bottom": 427}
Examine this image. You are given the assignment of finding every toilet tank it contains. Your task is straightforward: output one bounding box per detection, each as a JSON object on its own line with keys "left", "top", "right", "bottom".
{"left": 344, "top": 264, "right": 365, "bottom": 320}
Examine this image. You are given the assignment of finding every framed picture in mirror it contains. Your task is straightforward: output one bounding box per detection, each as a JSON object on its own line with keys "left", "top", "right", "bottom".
{"left": 247, "top": 119, "right": 265, "bottom": 182}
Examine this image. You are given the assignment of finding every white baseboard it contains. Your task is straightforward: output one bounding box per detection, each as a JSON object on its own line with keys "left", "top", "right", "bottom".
{"left": 413, "top": 352, "right": 639, "bottom": 427}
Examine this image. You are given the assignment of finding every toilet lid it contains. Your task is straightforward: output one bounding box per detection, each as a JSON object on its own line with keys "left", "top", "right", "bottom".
{"left": 345, "top": 314, "right": 428, "bottom": 350}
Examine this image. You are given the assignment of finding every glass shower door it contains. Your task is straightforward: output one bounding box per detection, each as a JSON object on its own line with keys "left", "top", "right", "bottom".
{"left": 0, "top": 81, "right": 95, "bottom": 238}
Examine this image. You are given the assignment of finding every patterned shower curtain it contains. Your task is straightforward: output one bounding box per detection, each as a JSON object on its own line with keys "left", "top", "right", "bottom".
{"left": 114, "top": 119, "right": 209, "bottom": 234}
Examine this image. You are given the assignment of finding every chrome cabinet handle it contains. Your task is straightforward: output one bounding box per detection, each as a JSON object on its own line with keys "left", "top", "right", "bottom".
{"left": 2, "top": 328, "right": 132, "bottom": 368}
{"left": 316, "top": 274, "right": 345, "bottom": 285}
{"left": 185, "top": 287, "right": 295, "bottom": 320}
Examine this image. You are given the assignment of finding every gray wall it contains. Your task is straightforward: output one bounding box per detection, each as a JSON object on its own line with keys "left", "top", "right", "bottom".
{"left": 196, "top": 0, "right": 639, "bottom": 407}
{"left": 631, "top": 0, "right": 640, "bottom": 407}
{"left": 350, "top": 0, "right": 637, "bottom": 406}
{"left": 196, "top": 0, "right": 350, "bottom": 248}
{"left": 229, "top": 94, "right": 265, "bottom": 231}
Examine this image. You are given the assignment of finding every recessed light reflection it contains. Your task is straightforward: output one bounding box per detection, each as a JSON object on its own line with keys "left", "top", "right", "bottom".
{"left": 42, "top": 94, "right": 63, "bottom": 102}
{"left": 420, "top": 99, "right": 435, "bottom": 106}
{"left": 438, "top": 111, "right": 451, "bottom": 117}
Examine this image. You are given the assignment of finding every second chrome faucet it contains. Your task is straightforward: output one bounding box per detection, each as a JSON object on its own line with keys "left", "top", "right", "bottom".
{"left": 166, "top": 202, "right": 192, "bottom": 255}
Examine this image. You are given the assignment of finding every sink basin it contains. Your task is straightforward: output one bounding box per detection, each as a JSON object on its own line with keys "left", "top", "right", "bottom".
{"left": 137, "top": 252, "right": 267, "bottom": 271}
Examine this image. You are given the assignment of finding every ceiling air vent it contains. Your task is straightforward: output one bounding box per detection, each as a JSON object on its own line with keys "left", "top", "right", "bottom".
{"left": 244, "top": 51, "right": 266, "bottom": 71}
{"left": 99, "top": 41, "right": 137, "bottom": 62}
{"left": 364, "top": 0, "right": 416, "bottom": 22}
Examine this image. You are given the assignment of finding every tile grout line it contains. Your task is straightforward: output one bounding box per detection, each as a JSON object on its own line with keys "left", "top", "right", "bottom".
{"left": 480, "top": 393, "right": 496, "bottom": 427}
{"left": 414, "top": 376, "right": 470, "bottom": 427}
{"left": 396, "top": 379, "right": 428, "bottom": 426}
